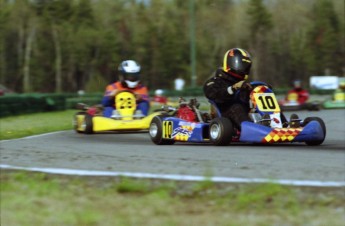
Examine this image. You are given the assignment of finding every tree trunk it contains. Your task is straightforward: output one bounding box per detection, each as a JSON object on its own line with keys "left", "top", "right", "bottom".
{"left": 52, "top": 24, "right": 62, "bottom": 93}
{"left": 17, "top": 24, "right": 24, "bottom": 86}
{"left": 0, "top": 37, "right": 5, "bottom": 84}
{"left": 23, "top": 26, "right": 35, "bottom": 93}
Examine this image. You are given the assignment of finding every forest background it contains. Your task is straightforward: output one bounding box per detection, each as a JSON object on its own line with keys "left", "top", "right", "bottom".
{"left": 0, "top": 0, "right": 344, "bottom": 94}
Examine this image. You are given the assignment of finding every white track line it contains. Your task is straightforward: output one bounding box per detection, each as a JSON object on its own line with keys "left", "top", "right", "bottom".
{"left": 0, "top": 131, "right": 65, "bottom": 143}
{"left": 1, "top": 164, "right": 344, "bottom": 187}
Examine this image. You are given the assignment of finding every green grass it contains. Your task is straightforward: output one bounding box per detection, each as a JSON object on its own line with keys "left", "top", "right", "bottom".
{"left": 1, "top": 110, "right": 344, "bottom": 225}
{"left": 1, "top": 171, "right": 344, "bottom": 226}
{"left": 0, "top": 110, "right": 76, "bottom": 140}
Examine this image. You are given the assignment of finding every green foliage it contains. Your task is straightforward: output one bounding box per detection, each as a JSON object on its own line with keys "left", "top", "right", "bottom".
{"left": 0, "top": 0, "right": 343, "bottom": 93}
{"left": 305, "top": 0, "right": 342, "bottom": 76}
{"left": 247, "top": 0, "right": 273, "bottom": 38}
{"left": 73, "top": 0, "right": 94, "bottom": 28}
{"left": 85, "top": 73, "right": 108, "bottom": 92}
{"left": 0, "top": 3, "right": 8, "bottom": 84}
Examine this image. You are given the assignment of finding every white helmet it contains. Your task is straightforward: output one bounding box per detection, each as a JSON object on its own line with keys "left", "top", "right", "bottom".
{"left": 118, "top": 60, "right": 141, "bottom": 88}
{"left": 155, "top": 89, "right": 164, "bottom": 96}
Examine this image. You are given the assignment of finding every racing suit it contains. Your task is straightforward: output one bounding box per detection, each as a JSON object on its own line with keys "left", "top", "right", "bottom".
{"left": 203, "top": 68, "right": 251, "bottom": 129}
{"left": 102, "top": 81, "right": 150, "bottom": 117}
{"left": 286, "top": 88, "right": 309, "bottom": 104}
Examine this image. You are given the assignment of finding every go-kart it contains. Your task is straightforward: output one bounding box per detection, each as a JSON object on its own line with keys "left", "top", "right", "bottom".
{"left": 323, "top": 90, "right": 345, "bottom": 109}
{"left": 74, "top": 91, "right": 163, "bottom": 134}
{"left": 279, "top": 92, "right": 320, "bottom": 111}
{"left": 149, "top": 81, "right": 326, "bottom": 146}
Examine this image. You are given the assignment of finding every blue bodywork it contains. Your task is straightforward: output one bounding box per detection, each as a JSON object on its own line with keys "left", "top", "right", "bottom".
{"left": 160, "top": 116, "right": 325, "bottom": 144}
{"left": 161, "top": 117, "right": 210, "bottom": 143}
{"left": 239, "top": 121, "right": 324, "bottom": 143}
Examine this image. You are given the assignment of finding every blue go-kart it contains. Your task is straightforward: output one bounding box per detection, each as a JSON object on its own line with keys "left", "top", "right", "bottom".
{"left": 149, "top": 81, "right": 326, "bottom": 146}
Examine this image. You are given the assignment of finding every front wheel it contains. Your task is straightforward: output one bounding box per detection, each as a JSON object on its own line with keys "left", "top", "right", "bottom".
{"left": 209, "top": 117, "right": 233, "bottom": 146}
{"left": 302, "top": 117, "right": 326, "bottom": 146}
{"left": 149, "top": 116, "right": 175, "bottom": 145}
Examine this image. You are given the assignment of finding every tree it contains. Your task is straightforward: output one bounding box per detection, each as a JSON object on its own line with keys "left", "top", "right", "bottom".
{"left": 268, "top": 1, "right": 311, "bottom": 86}
{"left": 1, "top": 0, "right": 343, "bottom": 93}
{"left": 0, "top": 2, "right": 8, "bottom": 85}
{"left": 9, "top": 0, "right": 38, "bottom": 92}
{"left": 246, "top": 0, "right": 273, "bottom": 82}
{"left": 305, "top": 0, "right": 342, "bottom": 76}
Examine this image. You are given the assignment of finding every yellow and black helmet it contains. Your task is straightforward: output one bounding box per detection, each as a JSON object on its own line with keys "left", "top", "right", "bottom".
{"left": 222, "top": 48, "right": 252, "bottom": 80}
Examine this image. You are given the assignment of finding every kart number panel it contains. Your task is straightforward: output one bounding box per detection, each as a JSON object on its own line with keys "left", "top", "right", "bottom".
{"left": 253, "top": 93, "right": 280, "bottom": 112}
{"left": 163, "top": 121, "right": 173, "bottom": 139}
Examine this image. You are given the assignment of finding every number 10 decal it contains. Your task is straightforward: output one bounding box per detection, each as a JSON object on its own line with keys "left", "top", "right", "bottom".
{"left": 253, "top": 93, "right": 280, "bottom": 112}
{"left": 163, "top": 121, "right": 173, "bottom": 138}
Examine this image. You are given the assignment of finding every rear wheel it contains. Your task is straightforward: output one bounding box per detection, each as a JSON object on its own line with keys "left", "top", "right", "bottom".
{"left": 209, "top": 117, "right": 233, "bottom": 146}
{"left": 306, "top": 102, "right": 321, "bottom": 111}
{"left": 149, "top": 116, "right": 175, "bottom": 145}
{"left": 84, "top": 114, "right": 94, "bottom": 134}
{"left": 302, "top": 117, "right": 326, "bottom": 146}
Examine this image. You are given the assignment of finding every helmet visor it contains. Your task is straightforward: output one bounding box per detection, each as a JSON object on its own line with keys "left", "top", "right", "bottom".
{"left": 124, "top": 72, "right": 140, "bottom": 82}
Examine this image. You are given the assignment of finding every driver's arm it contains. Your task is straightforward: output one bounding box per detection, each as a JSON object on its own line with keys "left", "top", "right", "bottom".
{"left": 134, "top": 86, "right": 149, "bottom": 102}
{"left": 102, "top": 84, "right": 118, "bottom": 106}
{"left": 203, "top": 77, "right": 236, "bottom": 103}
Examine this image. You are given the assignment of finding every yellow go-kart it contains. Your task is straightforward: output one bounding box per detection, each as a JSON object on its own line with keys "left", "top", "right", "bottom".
{"left": 73, "top": 91, "right": 164, "bottom": 134}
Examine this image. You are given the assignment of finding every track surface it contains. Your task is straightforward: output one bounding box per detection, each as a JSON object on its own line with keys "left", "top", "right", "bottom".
{"left": 1, "top": 110, "right": 344, "bottom": 183}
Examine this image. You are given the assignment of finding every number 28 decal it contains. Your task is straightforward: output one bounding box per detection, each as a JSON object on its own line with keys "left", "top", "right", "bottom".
{"left": 253, "top": 93, "right": 280, "bottom": 112}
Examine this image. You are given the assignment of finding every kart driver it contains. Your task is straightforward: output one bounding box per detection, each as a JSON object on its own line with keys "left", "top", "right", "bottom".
{"left": 203, "top": 48, "right": 253, "bottom": 129}
{"left": 101, "top": 60, "right": 150, "bottom": 117}
{"left": 333, "top": 79, "right": 345, "bottom": 102}
{"left": 152, "top": 89, "right": 168, "bottom": 104}
{"left": 285, "top": 79, "right": 309, "bottom": 104}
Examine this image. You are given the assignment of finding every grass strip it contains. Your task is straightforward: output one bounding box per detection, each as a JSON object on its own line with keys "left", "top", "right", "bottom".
{"left": 0, "top": 110, "right": 76, "bottom": 140}
{"left": 1, "top": 171, "right": 344, "bottom": 226}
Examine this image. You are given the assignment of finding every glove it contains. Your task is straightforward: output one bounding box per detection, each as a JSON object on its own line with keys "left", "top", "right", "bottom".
{"left": 227, "top": 80, "right": 251, "bottom": 95}
{"left": 232, "top": 80, "right": 245, "bottom": 90}
{"left": 241, "top": 82, "right": 252, "bottom": 91}
{"left": 135, "top": 93, "right": 143, "bottom": 101}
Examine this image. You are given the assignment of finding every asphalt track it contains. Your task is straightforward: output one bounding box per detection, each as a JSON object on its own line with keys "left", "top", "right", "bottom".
{"left": 1, "top": 109, "right": 344, "bottom": 186}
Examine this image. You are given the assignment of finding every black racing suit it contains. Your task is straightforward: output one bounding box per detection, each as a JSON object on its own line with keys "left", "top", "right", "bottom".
{"left": 203, "top": 68, "right": 251, "bottom": 129}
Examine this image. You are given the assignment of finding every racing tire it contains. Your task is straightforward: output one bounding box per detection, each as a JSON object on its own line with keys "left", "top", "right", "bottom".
{"left": 149, "top": 116, "right": 175, "bottom": 145}
{"left": 302, "top": 117, "right": 326, "bottom": 146}
{"left": 73, "top": 112, "right": 86, "bottom": 133}
{"left": 209, "top": 117, "right": 233, "bottom": 146}
{"left": 84, "top": 114, "right": 94, "bottom": 134}
{"left": 306, "top": 103, "right": 321, "bottom": 111}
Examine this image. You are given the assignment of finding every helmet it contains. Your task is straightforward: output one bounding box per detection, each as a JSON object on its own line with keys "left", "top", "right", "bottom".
{"left": 118, "top": 60, "right": 141, "bottom": 88}
{"left": 293, "top": 80, "right": 302, "bottom": 89}
{"left": 155, "top": 89, "right": 164, "bottom": 96}
{"left": 222, "top": 48, "right": 252, "bottom": 80}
